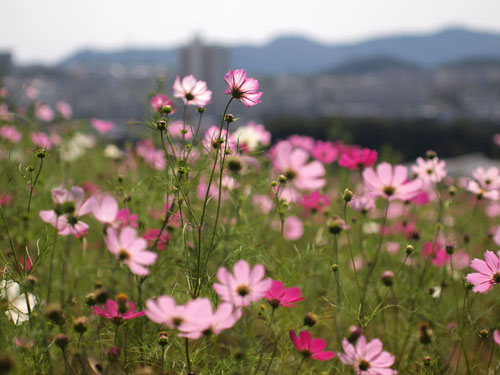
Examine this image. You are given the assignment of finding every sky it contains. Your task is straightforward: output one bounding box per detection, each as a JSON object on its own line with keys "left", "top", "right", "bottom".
{"left": 1, "top": 0, "right": 500, "bottom": 65}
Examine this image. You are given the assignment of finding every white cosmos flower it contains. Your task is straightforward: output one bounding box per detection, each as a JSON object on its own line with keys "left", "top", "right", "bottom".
{"left": 0, "top": 280, "right": 37, "bottom": 325}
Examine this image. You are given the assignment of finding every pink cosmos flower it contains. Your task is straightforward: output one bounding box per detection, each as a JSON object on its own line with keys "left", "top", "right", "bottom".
{"left": 150, "top": 94, "right": 176, "bottom": 113}
{"left": 412, "top": 157, "right": 447, "bottom": 185}
{"left": 338, "top": 335, "right": 396, "bottom": 374}
{"left": 142, "top": 228, "right": 171, "bottom": 250}
{"left": 56, "top": 101, "right": 72, "bottom": 119}
{"left": 289, "top": 331, "right": 335, "bottom": 361}
{"left": 105, "top": 227, "right": 157, "bottom": 276}
{"left": 288, "top": 135, "right": 315, "bottom": 153}
{"left": 339, "top": 148, "right": 378, "bottom": 170}
{"left": 466, "top": 250, "right": 500, "bottom": 293}
{"left": 272, "top": 141, "right": 326, "bottom": 190}
{"left": 0, "top": 192, "right": 13, "bottom": 207}
{"left": 494, "top": 330, "right": 500, "bottom": 346}
{"left": 421, "top": 241, "right": 449, "bottom": 267}
{"left": 91, "top": 118, "right": 114, "bottom": 134}
{"left": 213, "top": 260, "right": 272, "bottom": 307}
{"left": 349, "top": 195, "right": 376, "bottom": 213}
{"left": 466, "top": 180, "right": 499, "bottom": 200}
{"left": 312, "top": 141, "right": 338, "bottom": 164}
{"left": 146, "top": 296, "right": 202, "bottom": 331}
{"left": 136, "top": 140, "right": 166, "bottom": 170}
{"left": 93, "top": 299, "right": 144, "bottom": 324}
{"left": 451, "top": 250, "right": 470, "bottom": 270}
{"left": 265, "top": 280, "right": 304, "bottom": 308}
{"left": 39, "top": 186, "right": 93, "bottom": 237}
{"left": 283, "top": 216, "right": 304, "bottom": 241}
{"left": 89, "top": 194, "right": 119, "bottom": 226}
{"left": 0, "top": 104, "right": 13, "bottom": 121}
{"left": 300, "top": 191, "right": 331, "bottom": 213}
{"left": 173, "top": 75, "right": 212, "bottom": 107}
{"left": 35, "top": 102, "right": 54, "bottom": 122}
{"left": 486, "top": 202, "right": 500, "bottom": 218}
{"left": 252, "top": 194, "right": 274, "bottom": 213}
{"left": 168, "top": 120, "right": 194, "bottom": 140}
{"left": 472, "top": 167, "right": 500, "bottom": 190}
{"left": 0, "top": 125, "right": 21, "bottom": 143}
{"left": 494, "top": 134, "right": 500, "bottom": 148}
{"left": 31, "top": 132, "right": 52, "bottom": 150}
{"left": 176, "top": 299, "right": 241, "bottom": 340}
{"left": 224, "top": 69, "right": 262, "bottom": 107}
{"left": 363, "top": 162, "right": 422, "bottom": 201}
{"left": 25, "top": 85, "right": 39, "bottom": 99}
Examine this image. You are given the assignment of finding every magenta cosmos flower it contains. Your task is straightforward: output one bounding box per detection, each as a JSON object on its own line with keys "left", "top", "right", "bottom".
{"left": 224, "top": 69, "right": 262, "bottom": 107}
{"left": 173, "top": 75, "right": 212, "bottom": 107}
{"left": 289, "top": 330, "right": 335, "bottom": 361}
{"left": 105, "top": 227, "right": 157, "bottom": 276}
{"left": 93, "top": 299, "right": 144, "bottom": 324}
{"left": 312, "top": 140, "right": 338, "bottom": 164}
{"left": 213, "top": 260, "right": 272, "bottom": 307}
{"left": 363, "top": 162, "right": 422, "bottom": 201}
{"left": 338, "top": 335, "right": 397, "bottom": 375}
{"left": 339, "top": 148, "right": 378, "bottom": 170}
{"left": 39, "top": 186, "right": 93, "bottom": 237}
{"left": 494, "top": 330, "right": 500, "bottom": 346}
{"left": 300, "top": 191, "right": 331, "bottom": 213}
{"left": 273, "top": 141, "right": 326, "bottom": 190}
{"left": 466, "top": 250, "right": 500, "bottom": 293}
{"left": 265, "top": 280, "right": 304, "bottom": 308}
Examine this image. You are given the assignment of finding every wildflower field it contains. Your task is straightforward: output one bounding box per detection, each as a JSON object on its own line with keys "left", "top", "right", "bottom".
{"left": 1, "top": 70, "right": 500, "bottom": 375}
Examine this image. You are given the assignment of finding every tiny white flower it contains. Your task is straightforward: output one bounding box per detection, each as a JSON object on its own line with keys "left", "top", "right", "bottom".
{"left": 0, "top": 280, "right": 37, "bottom": 325}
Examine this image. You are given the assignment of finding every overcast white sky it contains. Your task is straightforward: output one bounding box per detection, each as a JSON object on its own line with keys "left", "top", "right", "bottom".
{"left": 1, "top": 0, "right": 500, "bottom": 64}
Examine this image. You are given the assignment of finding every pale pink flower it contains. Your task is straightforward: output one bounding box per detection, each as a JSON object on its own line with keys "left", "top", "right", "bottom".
{"left": 252, "top": 194, "right": 274, "bottom": 213}
{"left": 339, "top": 148, "right": 378, "bottom": 170}
{"left": 91, "top": 118, "right": 114, "bottom": 134}
{"left": 25, "top": 85, "right": 39, "bottom": 99}
{"left": 105, "top": 227, "right": 157, "bottom": 276}
{"left": 213, "top": 260, "right": 272, "bottom": 307}
{"left": 312, "top": 140, "right": 338, "bottom": 164}
{"left": 486, "top": 202, "right": 500, "bottom": 218}
{"left": 349, "top": 195, "right": 376, "bottom": 213}
{"left": 0, "top": 88, "right": 7, "bottom": 98}
{"left": 39, "top": 186, "right": 93, "bottom": 237}
{"left": 338, "top": 335, "right": 397, "bottom": 375}
{"left": 0, "top": 125, "right": 21, "bottom": 143}
{"left": 472, "top": 166, "right": 500, "bottom": 190}
{"left": 466, "top": 250, "right": 500, "bottom": 293}
{"left": 146, "top": 296, "right": 198, "bottom": 330}
{"left": 265, "top": 280, "right": 304, "bottom": 308}
{"left": 0, "top": 104, "right": 13, "bottom": 121}
{"left": 177, "top": 299, "right": 241, "bottom": 340}
{"left": 288, "top": 135, "right": 315, "bottom": 153}
{"left": 363, "top": 162, "right": 422, "bottom": 201}
{"left": 451, "top": 251, "right": 470, "bottom": 270}
{"left": 150, "top": 94, "right": 175, "bottom": 113}
{"left": 289, "top": 331, "right": 335, "bottom": 361}
{"left": 31, "top": 132, "right": 52, "bottom": 150}
{"left": 283, "top": 216, "right": 304, "bottom": 240}
{"left": 386, "top": 242, "right": 400, "bottom": 254}
{"left": 412, "top": 157, "right": 447, "bottom": 185}
{"left": 168, "top": 120, "right": 193, "bottom": 140}
{"left": 272, "top": 141, "right": 326, "bottom": 191}
{"left": 56, "top": 101, "right": 72, "bottom": 119}
{"left": 233, "top": 122, "right": 271, "bottom": 152}
{"left": 89, "top": 194, "right": 119, "bottom": 226}
{"left": 494, "top": 330, "right": 500, "bottom": 346}
{"left": 35, "top": 102, "right": 54, "bottom": 122}
{"left": 224, "top": 69, "right": 262, "bottom": 107}
{"left": 173, "top": 75, "right": 212, "bottom": 107}
{"left": 136, "top": 140, "right": 166, "bottom": 170}
{"left": 466, "top": 180, "right": 499, "bottom": 200}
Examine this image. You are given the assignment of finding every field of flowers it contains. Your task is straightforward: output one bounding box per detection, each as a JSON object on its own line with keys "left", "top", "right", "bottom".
{"left": 1, "top": 69, "right": 500, "bottom": 375}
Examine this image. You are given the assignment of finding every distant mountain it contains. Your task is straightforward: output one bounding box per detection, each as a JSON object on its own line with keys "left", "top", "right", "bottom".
{"left": 58, "top": 27, "right": 500, "bottom": 75}
{"left": 327, "top": 55, "right": 421, "bottom": 75}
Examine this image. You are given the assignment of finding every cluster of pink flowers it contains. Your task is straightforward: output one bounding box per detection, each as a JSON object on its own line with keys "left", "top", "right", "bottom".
{"left": 0, "top": 125, "right": 21, "bottom": 143}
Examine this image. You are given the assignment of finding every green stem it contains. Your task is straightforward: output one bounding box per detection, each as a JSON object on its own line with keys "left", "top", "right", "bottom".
{"left": 27, "top": 157, "right": 44, "bottom": 213}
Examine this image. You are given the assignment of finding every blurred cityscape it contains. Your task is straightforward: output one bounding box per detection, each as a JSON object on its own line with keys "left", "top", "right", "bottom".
{"left": 1, "top": 27, "right": 500, "bottom": 124}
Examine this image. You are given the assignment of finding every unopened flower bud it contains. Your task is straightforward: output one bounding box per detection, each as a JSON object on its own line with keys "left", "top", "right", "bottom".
{"left": 158, "top": 332, "right": 169, "bottom": 346}
{"left": 85, "top": 293, "right": 97, "bottom": 307}
{"left": 445, "top": 243, "right": 455, "bottom": 255}
{"left": 426, "top": 150, "right": 437, "bottom": 160}
{"left": 405, "top": 244, "right": 414, "bottom": 255}
{"left": 422, "top": 356, "right": 431, "bottom": 367}
{"left": 25, "top": 165, "right": 35, "bottom": 173}
{"left": 271, "top": 180, "right": 278, "bottom": 187}
{"left": 303, "top": 312, "right": 318, "bottom": 327}
{"left": 156, "top": 119, "right": 168, "bottom": 130}
{"left": 73, "top": 316, "right": 89, "bottom": 334}
{"left": 107, "top": 347, "right": 121, "bottom": 361}
{"left": 328, "top": 216, "right": 344, "bottom": 235}
{"left": 331, "top": 264, "right": 339, "bottom": 273}
{"left": 278, "top": 175, "right": 287, "bottom": 184}
{"left": 95, "top": 288, "right": 109, "bottom": 304}
{"left": 348, "top": 325, "right": 362, "bottom": 343}
{"left": 24, "top": 275, "right": 37, "bottom": 289}
{"left": 380, "top": 270, "right": 395, "bottom": 287}
{"left": 479, "top": 329, "right": 489, "bottom": 340}
{"left": 160, "top": 105, "right": 173, "bottom": 115}
{"left": 227, "top": 157, "right": 242, "bottom": 172}
{"left": 197, "top": 107, "right": 205, "bottom": 113}
{"left": 448, "top": 186, "right": 457, "bottom": 196}
{"left": 44, "top": 304, "right": 65, "bottom": 326}
{"left": 54, "top": 334, "right": 69, "bottom": 350}
{"left": 224, "top": 114, "right": 235, "bottom": 123}
{"left": 463, "top": 233, "right": 470, "bottom": 244}
{"left": 419, "top": 323, "right": 433, "bottom": 344}
{"left": 343, "top": 188, "right": 353, "bottom": 202}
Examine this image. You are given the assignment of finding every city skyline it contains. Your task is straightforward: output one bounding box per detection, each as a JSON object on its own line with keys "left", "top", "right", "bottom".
{"left": 1, "top": 0, "right": 500, "bottom": 64}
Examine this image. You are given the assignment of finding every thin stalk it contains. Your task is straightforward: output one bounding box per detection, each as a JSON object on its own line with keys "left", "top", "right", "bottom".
{"left": 27, "top": 157, "right": 44, "bottom": 213}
